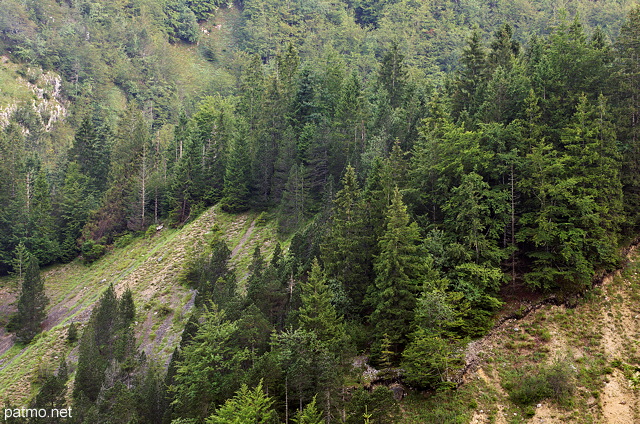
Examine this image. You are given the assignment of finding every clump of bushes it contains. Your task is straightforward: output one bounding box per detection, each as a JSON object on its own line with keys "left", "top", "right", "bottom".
{"left": 505, "top": 360, "right": 575, "bottom": 406}
{"left": 81, "top": 240, "right": 106, "bottom": 263}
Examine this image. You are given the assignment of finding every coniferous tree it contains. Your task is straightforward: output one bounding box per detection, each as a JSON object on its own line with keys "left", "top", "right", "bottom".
{"left": 69, "top": 117, "right": 110, "bottom": 194}
{"left": 616, "top": 5, "right": 640, "bottom": 229}
{"left": 10, "top": 241, "right": 29, "bottom": 280}
{"left": 15, "top": 255, "right": 48, "bottom": 344}
{"left": 205, "top": 381, "right": 278, "bottom": 424}
{"left": 321, "top": 165, "right": 371, "bottom": 316}
{"left": 298, "top": 258, "right": 345, "bottom": 347}
{"left": 279, "top": 164, "right": 308, "bottom": 233}
{"left": 28, "top": 169, "right": 59, "bottom": 265}
{"left": 488, "top": 23, "right": 520, "bottom": 70}
{"left": 378, "top": 42, "right": 407, "bottom": 110}
{"left": 171, "top": 306, "right": 248, "bottom": 421}
{"left": 367, "top": 187, "right": 424, "bottom": 359}
{"left": 452, "top": 30, "right": 488, "bottom": 123}
{"left": 59, "top": 162, "right": 95, "bottom": 262}
{"left": 221, "top": 133, "right": 251, "bottom": 213}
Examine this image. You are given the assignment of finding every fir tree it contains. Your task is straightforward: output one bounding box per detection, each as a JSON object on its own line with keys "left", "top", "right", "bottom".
{"left": 221, "top": 133, "right": 251, "bottom": 213}
{"left": 298, "top": 258, "right": 345, "bottom": 347}
{"left": 367, "top": 187, "right": 424, "bottom": 358}
{"left": 321, "top": 165, "right": 372, "bottom": 316}
{"left": 15, "top": 255, "right": 48, "bottom": 344}
{"left": 205, "top": 381, "right": 277, "bottom": 424}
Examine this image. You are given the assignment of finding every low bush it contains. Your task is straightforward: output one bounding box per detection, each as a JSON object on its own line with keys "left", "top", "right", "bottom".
{"left": 506, "top": 360, "right": 575, "bottom": 406}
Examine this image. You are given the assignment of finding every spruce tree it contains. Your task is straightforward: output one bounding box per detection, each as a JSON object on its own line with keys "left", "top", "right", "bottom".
{"left": 205, "top": 381, "right": 277, "bottom": 424}
{"left": 452, "top": 30, "right": 488, "bottom": 122}
{"left": 321, "top": 165, "right": 371, "bottom": 316}
{"left": 368, "top": 187, "right": 424, "bottom": 358}
{"left": 221, "top": 133, "right": 251, "bottom": 213}
{"left": 15, "top": 255, "right": 48, "bottom": 344}
{"left": 59, "top": 162, "right": 95, "bottom": 262}
{"left": 298, "top": 258, "right": 345, "bottom": 347}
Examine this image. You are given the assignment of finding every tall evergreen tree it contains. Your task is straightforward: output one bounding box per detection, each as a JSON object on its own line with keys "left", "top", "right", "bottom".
{"left": 321, "top": 165, "right": 371, "bottom": 316}
{"left": 615, "top": 5, "right": 640, "bottom": 229}
{"left": 15, "top": 255, "right": 48, "bottom": 343}
{"left": 367, "top": 187, "right": 424, "bottom": 359}
{"left": 452, "top": 30, "right": 488, "bottom": 123}
{"left": 298, "top": 258, "right": 345, "bottom": 347}
{"left": 221, "top": 132, "right": 251, "bottom": 213}
{"left": 59, "top": 162, "right": 95, "bottom": 262}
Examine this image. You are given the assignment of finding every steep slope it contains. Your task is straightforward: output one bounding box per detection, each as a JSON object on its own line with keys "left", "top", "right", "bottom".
{"left": 459, "top": 249, "right": 640, "bottom": 424}
{"left": 0, "top": 205, "right": 279, "bottom": 403}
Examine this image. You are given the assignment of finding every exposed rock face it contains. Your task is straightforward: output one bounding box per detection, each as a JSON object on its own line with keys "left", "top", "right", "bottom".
{"left": 0, "top": 58, "right": 68, "bottom": 131}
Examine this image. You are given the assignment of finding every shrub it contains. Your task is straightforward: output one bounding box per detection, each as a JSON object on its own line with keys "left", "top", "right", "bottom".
{"left": 67, "top": 322, "right": 78, "bottom": 343}
{"left": 507, "top": 361, "right": 575, "bottom": 406}
{"left": 81, "top": 240, "right": 106, "bottom": 263}
{"left": 114, "top": 233, "right": 133, "bottom": 248}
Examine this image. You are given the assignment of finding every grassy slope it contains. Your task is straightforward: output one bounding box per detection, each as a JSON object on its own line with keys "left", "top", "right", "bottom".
{"left": 0, "top": 205, "right": 280, "bottom": 403}
{"left": 401, "top": 250, "right": 640, "bottom": 424}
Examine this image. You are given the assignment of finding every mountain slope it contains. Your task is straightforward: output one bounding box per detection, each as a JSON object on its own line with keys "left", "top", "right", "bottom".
{"left": 457, "top": 249, "right": 640, "bottom": 424}
{"left": 0, "top": 205, "right": 279, "bottom": 403}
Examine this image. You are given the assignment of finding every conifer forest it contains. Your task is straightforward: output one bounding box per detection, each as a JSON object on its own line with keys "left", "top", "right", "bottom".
{"left": 3, "top": 0, "right": 640, "bottom": 422}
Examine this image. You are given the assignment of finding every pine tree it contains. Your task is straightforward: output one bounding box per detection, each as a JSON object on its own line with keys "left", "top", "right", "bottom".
{"left": 298, "top": 258, "right": 345, "bottom": 347}
{"left": 321, "top": 165, "right": 371, "bottom": 316}
{"left": 15, "top": 255, "right": 48, "bottom": 344}
{"left": 221, "top": 133, "right": 251, "bottom": 213}
{"left": 205, "top": 381, "right": 277, "bottom": 424}
{"left": 368, "top": 187, "right": 424, "bottom": 357}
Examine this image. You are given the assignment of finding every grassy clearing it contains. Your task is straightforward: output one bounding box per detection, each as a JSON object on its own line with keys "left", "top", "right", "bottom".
{"left": 0, "top": 61, "right": 34, "bottom": 108}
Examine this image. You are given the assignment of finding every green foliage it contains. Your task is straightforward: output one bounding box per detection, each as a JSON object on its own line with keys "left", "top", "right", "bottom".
{"left": 72, "top": 283, "right": 138, "bottom": 407}
{"left": 221, "top": 133, "right": 251, "bottom": 213}
{"left": 345, "top": 386, "right": 399, "bottom": 424}
{"left": 321, "top": 165, "right": 372, "bottom": 316}
{"left": 205, "top": 381, "right": 278, "bottom": 424}
{"left": 67, "top": 322, "right": 78, "bottom": 344}
{"left": 170, "top": 305, "right": 249, "bottom": 421}
{"left": 401, "top": 330, "right": 465, "bottom": 390}
{"left": 14, "top": 255, "right": 48, "bottom": 344}
{"left": 293, "top": 396, "right": 323, "bottom": 424}
{"left": 81, "top": 240, "right": 107, "bottom": 264}
{"left": 298, "top": 258, "right": 346, "bottom": 348}
{"left": 505, "top": 360, "right": 576, "bottom": 407}
{"left": 368, "top": 187, "right": 424, "bottom": 357}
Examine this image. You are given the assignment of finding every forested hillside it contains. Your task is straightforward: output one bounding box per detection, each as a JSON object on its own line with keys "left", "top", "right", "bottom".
{"left": 2, "top": 0, "right": 640, "bottom": 422}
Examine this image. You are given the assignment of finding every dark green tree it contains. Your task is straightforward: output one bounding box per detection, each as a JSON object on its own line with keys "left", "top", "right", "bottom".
{"left": 367, "top": 187, "right": 424, "bottom": 358}
{"left": 170, "top": 305, "right": 248, "bottom": 421}
{"left": 298, "top": 258, "right": 346, "bottom": 348}
{"left": 221, "top": 132, "right": 251, "bottom": 213}
{"left": 321, "top": 165, "right": 372, "bottom": 316}
{"left": 452, "top": 30, "right": 488, "bottom": 123}
{"left": 15, "top": 255, "right": 48, "bottom": 344}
